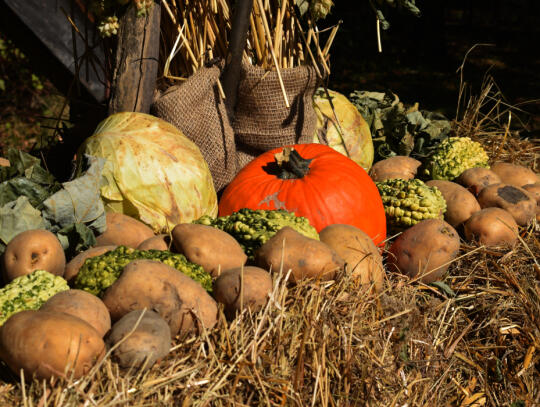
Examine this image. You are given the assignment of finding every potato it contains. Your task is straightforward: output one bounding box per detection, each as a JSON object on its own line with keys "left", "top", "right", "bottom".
{"left": 0, "top": 157, "right": 9, "bottom": 167}
{"left": 0, "top": 310, "right": 105, "bottom": 380}
{"left": 456, "top": 167, "right": 502, "bottom": 196}
{"left": 490, "top": 162, "right": 538, "bottom": 187}
{"left": 95, "top": 212, "right": 155, "bottom": 248}
{"left": 425, "top": 180, "right": 481, "bottom": 227}
{"left": 102, "top": 260, "right": 217, "bottom": 336}
{"left": 137, "top": 234, "right": 171, "bottom": 251}
{"left": 522, "top": 183, "right": 540, "bottom": 221}
{"left": 255, "top": 227, "right": 344, "bottom": 284}
{"left": 106, "top": 310, "right": 171, "bottom": 371}
{"left": 388, "top": 219, "right": 460, "bottom": 284}
{"left": 319, "top": 224, "right": 385, "bottom": 292}
{"left": 463, "top": 208, "right": 518, "bottom": 246}
{"left": 171, "top": 223, "right": 247, "bottom": 278}
{"left": 213, "top": 266, "right": 272, "bottom": 318}
{"left": 64, "top": 245, "right": 117, "bottom": 284}
{"left": 369, "top": 156, "right": 421, "bottom": 182}
{"left": 477, "top": 184, "right": 536, "bottom": 226}
{"left": 2, "top": 229, "right": 66, "bottom": 282}
{"left": 40, "top": 289, "right": 111, "bottom": 337}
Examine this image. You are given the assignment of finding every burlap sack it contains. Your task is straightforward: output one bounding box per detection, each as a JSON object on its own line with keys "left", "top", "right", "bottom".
{"left": 233, "top": 62, "right": 319, "bottom": 170}
{"left": 152, "top": 64, "right": 236, "bottom": 193}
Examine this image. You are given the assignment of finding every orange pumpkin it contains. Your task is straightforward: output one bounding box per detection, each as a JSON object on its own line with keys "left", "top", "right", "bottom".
{"left": 219, "top": 144, "right": 386, "bottom": 246}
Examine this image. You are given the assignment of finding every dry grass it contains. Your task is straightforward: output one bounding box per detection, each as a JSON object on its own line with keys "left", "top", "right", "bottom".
{"left": 1, "top": 74, "right": 539, "bottom": 407}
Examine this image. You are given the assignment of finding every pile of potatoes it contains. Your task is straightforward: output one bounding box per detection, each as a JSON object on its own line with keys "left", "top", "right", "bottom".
{"left": 370, "top": 156, "right": 539, "bottom": 283}
{"left": 0, "top": 211, "right": 385, "bottom": 381}
{"left": 0, "top": 154, "right": 537, "bottom": 380}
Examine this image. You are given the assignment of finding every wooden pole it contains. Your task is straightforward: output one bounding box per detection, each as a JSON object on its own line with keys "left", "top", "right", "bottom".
{"left": 222, "top": 0, "right": 253, "bottom": 119}
{"left": 108, "top": 1, "right": 161, "bottom": 114}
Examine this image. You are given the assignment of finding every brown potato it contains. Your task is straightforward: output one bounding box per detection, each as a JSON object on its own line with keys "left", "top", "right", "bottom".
{"left": 255, "top": 227, "right": 344, "bottom": 284}
{"left": 369, "top": 156, "right": 421, "bottom": 182}
{"left": 388, "top": 219, "right": 460, "bottom": 284}
{"left": 425, "top": 180, "right": 481, "bottom": 227}
{"left": 40, "top": 289, "right": 111, "bottom": 337}
{"left": 490, "top": 162, "right": 538, "bottom": 187}
{"left": 64, "top": 245, "right": 117, "bottom": 284}
{"left": 477, "top": 184, "right": 536, "bottom": 226}
{"left": 106, "top": 310, "right": 171, "bottom": 371}
{"left": 0, "top": 157, "right": 9, "bottom": 167}
{"left": 522, "top": 183, "right": 540, "bottom": 221}
{"left": 171, "top": 223, "right": 247, "bottom": 278}
{"left": 456, "top": 167, "right": 502, "bottom": 196}
{"left": 95, "top": 212, "right": 155, "bottom": 248}
{"left": 0, "top": 310, "right": 105, "bottom": 380}
{"left": 213, "top": 266, "right": 273, "bottom": 318}
{"left": 102, "top": 260, "right": 217, "bottom": 336}
{"left": 463, "top": 208, "right": 518, "bottom": 246}
{"left": 2, "top": 229, "right": 66, "bottom": 282}
{"left": 319, "top": 224, "right": 385, "bottom": 292}
{"left": 137, "top": 234, "right": 171, "bottom": 251}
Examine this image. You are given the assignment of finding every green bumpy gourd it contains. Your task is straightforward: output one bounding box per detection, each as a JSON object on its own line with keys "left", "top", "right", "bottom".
{"left": 74, "top": 246, "right": 212, "bottom": 296}
{"left": 423, "top": 136, "right": 489, "bottom": 180}
{"left": 376, "top": 179, "right": 447, "bottom": 230}
{"left": 195, "top": 208, "right": 319, "bottom": 259}
{"left": 0, "top": 270, "right": 69, "bottom": 326}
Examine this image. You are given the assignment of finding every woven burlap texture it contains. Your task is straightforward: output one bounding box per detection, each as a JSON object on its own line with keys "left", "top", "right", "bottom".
{"left": 233, "top": 63, "right": 318, "bottom": 162}
{"left": 152, "top": 64, "right": 236, "bottom": 193}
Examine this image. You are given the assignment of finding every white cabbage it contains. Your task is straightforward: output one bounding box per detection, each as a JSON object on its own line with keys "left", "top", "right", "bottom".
{"left": 79, "top": 112, "right": 217, "bottom": 232}
{"left": 313, "top": 89, "right": 374, "bottom": 172}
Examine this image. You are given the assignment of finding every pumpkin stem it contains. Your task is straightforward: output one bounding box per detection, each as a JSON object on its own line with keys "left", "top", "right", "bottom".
{"left": 274, "top": 147, "right": 312, "bottom": 179}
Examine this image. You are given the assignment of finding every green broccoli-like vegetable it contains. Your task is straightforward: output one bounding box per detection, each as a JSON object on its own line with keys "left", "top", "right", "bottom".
{"left": 376, "top": 178, "right": 446, "bottom": 230}
{"left": 73, "top": 246, "right": 212, "bottom": 296}
{"left": 195, "top": 208, "right": 319, "bottom": 259}
{"left": 0, "top": 270, "right": 69, "bottom": 326}
{"left": 422, "top": 137, "right": 489, "bottom": 180}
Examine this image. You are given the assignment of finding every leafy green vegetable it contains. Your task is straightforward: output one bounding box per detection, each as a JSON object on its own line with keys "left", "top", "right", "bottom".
{"left": 0, "top": 150, "right": 106, "bottom": 259}
{"left": 349, "top": 90, "right": 452, "bottom": 161}
{"left": 0, "top": 149, "right": 61, "bottom": 208}
{"left": 0, "top": 196, "right": 46, "bottom": 254}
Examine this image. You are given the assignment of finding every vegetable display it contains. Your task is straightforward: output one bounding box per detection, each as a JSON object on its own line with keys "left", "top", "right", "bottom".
{"left": 376, "top": 178, "right": 447, "bottom": 230}
{"left": 73, "top": 246, "right": 212, "bottom": 296}
{"left": 0, "top": 310, "right": 105, "bottom": 380}
{"left": 2, "top": 229, "right": 66, "bottom": 282}
{"left": 195, "top": 208, "right": 319, "bottom": 260}
{"left": 218, "top": 144, "right": 387, "bottom": 246}
{"left": 0, "top": 270, "right": 69, "bottom": 326}
{"left": 421, "top": 137, "right": 489, "bottom": 180}
{"left": 313, "top": 89, "right": 374, "bottom": 171}
{"left": 78, "top": 112, "right": 218, "bottom": 233}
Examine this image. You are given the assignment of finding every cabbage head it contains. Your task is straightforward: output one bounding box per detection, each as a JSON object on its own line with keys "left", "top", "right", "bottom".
{"left": 78, "top": 112, "right": 218, "bottom": 233}
{"left": 313, "top": 89, "right": 374, "bottom": 172}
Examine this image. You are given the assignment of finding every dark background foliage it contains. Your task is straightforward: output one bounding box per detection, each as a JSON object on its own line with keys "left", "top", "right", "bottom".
{"left": 1, "top": 0, "right": 539, "bottom": 158}
{"left": 325, "top": 0, "right": 539, "bottom": 125}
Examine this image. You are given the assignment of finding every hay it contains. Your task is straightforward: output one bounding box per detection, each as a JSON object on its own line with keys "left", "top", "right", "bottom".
{"left": 0, "top": 229, "right": 538, "bottom": 405}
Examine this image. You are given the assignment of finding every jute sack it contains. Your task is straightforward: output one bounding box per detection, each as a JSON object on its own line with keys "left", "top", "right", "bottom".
{"left": 152, "top": 64, "right": 236, "bottom": 193}
{"left": 233, "top": 62, "right": 319, "bottom": 170}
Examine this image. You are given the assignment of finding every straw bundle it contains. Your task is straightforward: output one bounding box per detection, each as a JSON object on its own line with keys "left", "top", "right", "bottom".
{"left": 160, "top": 0, "right": 341, "bottom": 83}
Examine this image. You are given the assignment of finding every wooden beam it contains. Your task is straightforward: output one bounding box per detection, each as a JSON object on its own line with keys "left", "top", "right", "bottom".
{"left": 108, "top": 2, "right": 161, "bottom": 114}
{"left": 1, "top": 0, "right": 107, "bottom": 103}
